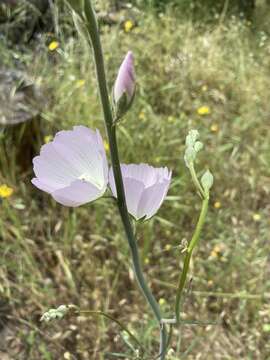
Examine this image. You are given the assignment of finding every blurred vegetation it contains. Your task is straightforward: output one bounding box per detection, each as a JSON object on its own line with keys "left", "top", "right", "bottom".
{"left": 132, "top": 0, "right": 256, "bottom": 19}
{"left": 0, "top": 0, "right": 270, "bottom": 359}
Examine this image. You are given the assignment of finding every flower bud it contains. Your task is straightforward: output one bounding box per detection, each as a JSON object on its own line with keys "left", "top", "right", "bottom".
{"left": 113, "top": 51, "right": 136, "bottom": 120}
{"left": 201, "top": 170, "right": 214, "bottom": 194}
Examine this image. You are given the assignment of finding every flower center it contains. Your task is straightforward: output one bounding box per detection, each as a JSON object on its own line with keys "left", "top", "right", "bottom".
{"left": 78, "top": 173, "right": 103, "bottom": 190}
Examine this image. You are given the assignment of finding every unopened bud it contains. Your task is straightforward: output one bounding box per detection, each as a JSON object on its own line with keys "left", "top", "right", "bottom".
{"left": 201, "top": 170, "right": 214, "bottom": 194}
{"left": 113, "top": 51, "right": 136, "bottom": 120}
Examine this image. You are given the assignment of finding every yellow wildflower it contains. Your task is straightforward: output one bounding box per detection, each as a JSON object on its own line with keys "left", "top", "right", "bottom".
{"left": 165, "top": 244, "right": 172, "bottom": 251}
{"left": 103, "top": 140, "right": 109, "bottom": 152}
{"left": 158, "top": 298, "right": 166, "bottom": 306}
{"left": 253, "top": 213, "right": 261, "bottom": 222}
{"left": 210, "top": 244, "right": 222, "bottom": 258}
{"left": 144, "top": 257, "right": 150, "bottom": 265}
{"left": 76, "top": 79, "right": 85, "bottom": 88}
{"left": 202, "top": 85, "right": 208, "bottom": 92}
{"left": 63, "top": 352, "right": 72, "bottom": 360}
{"left": 124, "top": 20, "right": 134, "bottom": 33}
{"left": 210, "top": 123, "right": 219, "bottom": 132}
{"left": 167, "top": 116, "right": 175, "bottom": 123}
{"left": 214, "top": 201, "right": 221, "bottom": 209}
{"left": 139, "top": 110, "right": 146, "bottom": 120}
{"left": 48, "top": 41, "right": 59, "bottom": 51}
{"left": 197, "top": 106, "right": 211, "bottom": 115}
{"left": 44, "top": 135, "right": 53, "bottom": 144}
{"left": 0, "top": 184, "right": 14, "bottom": 198}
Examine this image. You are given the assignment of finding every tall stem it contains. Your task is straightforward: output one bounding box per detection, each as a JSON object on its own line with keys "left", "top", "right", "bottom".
{"left": 175, "top": 197, "right": 209, "bottom": 323}
{"left": 83, "top": 0, "right": 167, "bottom": 357}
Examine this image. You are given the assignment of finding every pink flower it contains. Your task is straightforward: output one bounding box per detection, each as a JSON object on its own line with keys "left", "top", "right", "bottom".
{"left": 109, "top": 164, "right": 172, "bottom": 220}
{"left": 113, "top": 51, "right": 136, "bottom": 116}
{"left": 32, "top": 126, "right": 108, "bottom": 207}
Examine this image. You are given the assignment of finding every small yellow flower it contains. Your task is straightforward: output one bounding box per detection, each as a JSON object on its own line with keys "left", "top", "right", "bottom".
{"left": 0, "top": 184, "right": 14, "bottom": 198}
{"left": 214, "top": 201, "right": 221, "bottom": 209}
{"left": 210, "top": 251, "right": 217, "bottom": 258}
{"left": 210, "top": 123, "right": 219, "bottom": 132}
{"left": 210, "top": 244, "right": 222, "bottom": 259}
{"left": 167, "top": 116, "right": 175, "bottom": 123}
{"left": 202, "top": 85, "right": 208, "bottom": 92}
{"left": 144, "top": 257, "right": 150, "bottom": 265}
{"left": 139, "top": 110, "right": 146, "bottom": 120}
{"left": 207, "top": 279, "right": 213, "bottom": 286}
{"left": 214, "top": 244, "right": 222, "bottom": 253}
{"left": 197, "top": 106, "right": 211, "bottom": 115}
{"left": 253, "top": 213, "right": 261, "bottom": 222}
{"left": 164, "top": 244, "right": 172, "bottom": 251}
{"left": 103, "top": 140, "right": 109, "bottom": 152}
{"left": 76, "top": 79, "right": 86, "bottom": 88}
{"left": 124, "top": 20, "right": 134, "bottom": 33}
{"left": 158, "top": 298, "right": 166, "bottom": 306}
{"left": 44, "top": 135, "right": 53, "bottom": 144}
{"left": 63, "top": 352, "right": 72, "bottom": 360}
{"left": 48, "top": 41, "right": 59, "bottom": 51}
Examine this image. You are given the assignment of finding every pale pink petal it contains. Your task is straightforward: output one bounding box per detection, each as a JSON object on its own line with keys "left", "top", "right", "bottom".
{"left": 109, "top": 167, "right": 145, "bottom": 219}
{"left": 31, "top": 178, "right": 56, "bottom": 193}
{"left": 53, "top": 130, "right": 105, "bottom": 189}
{"left": 114, "top": 51, "right": 135, "bottom": 103}
{"left": 33, "top": 145, "right": 77, "bottom": 189}
{"left": 52, "top": 180, "right": 103, "bottom": 207}
{"left": 137, "top": 180, "right": 171, "bottom": 220}
{"left": 109, "top": 164, "right": 172, "bottom": 220}
{"left": 121, "top": 163, "right": 157, "bottom": 187}
{"left": 32, "top": 126, "right": 108, "bottom": 204}
{"left": 121, "top": 178, "right": 145, "bottom": 219}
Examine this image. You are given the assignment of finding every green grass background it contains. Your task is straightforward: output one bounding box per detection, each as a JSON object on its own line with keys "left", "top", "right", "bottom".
{"left": 0, "top": 1, "right": 270, "bottom": 359}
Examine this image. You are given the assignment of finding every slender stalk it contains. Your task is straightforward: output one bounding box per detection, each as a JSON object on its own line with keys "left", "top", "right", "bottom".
{"left": 175, "top": 196, "right": 209, "bottom": 323}
{"left": 78, "top": 310, "right": 144, "bottom": 354}
{"left": 189, "top": 162, "right": 204, "bottom": 198}
{"left": 155, "top": 279, "right": 268, "bottom": 300}
{"left": 83, "top": 1, "right": 167, "bottom": 357}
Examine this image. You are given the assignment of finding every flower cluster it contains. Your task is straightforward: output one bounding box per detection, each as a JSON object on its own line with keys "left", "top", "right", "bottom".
{"left": 32, "top": 127, "right": 171, "bottom": 220}
{"left": 32, "top": 51, "right": 171, "bottom": 220}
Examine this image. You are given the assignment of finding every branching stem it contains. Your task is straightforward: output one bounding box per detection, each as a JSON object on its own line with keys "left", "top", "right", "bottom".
{"left": 175, "top": 168, "right": 209, "bottom": 324}
{"left": 83, "top": 1, "right": 167, "bottom": 357}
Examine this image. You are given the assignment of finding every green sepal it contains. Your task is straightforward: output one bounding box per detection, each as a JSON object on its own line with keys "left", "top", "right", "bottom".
{"left": 113, "top": 87, "right": 136, "bottom": 122}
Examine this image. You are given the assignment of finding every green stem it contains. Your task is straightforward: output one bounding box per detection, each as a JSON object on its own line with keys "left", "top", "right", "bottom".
{"left": 83, "top": 1, "right": 167, "bottom": 357}
{"left": 189, "top": 162, "right": 204, "bottom": 198}
{"left": 175, "top": 197, "right": 209, "bottom": 323}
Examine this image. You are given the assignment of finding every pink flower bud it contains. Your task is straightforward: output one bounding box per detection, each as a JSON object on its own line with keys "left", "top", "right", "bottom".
{"left": 113, "top": 51, "right": 136, "bottom": 118}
